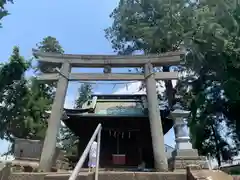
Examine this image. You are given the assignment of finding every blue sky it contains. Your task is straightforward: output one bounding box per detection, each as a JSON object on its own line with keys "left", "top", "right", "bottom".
{"left": 0, "top": 0, "right": 175, "bottom": 155}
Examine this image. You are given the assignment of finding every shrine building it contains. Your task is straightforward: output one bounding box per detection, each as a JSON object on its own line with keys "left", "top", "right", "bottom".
{"left": 63, "top": 94, "right": 174, "bottom": 169}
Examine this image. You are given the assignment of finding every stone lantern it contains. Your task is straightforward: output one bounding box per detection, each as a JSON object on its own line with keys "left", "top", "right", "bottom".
{"left": 168, "top": 103, "right": 209, "bottom": 171}
{"left": 171, "top": 104, "right": 192, "bottom": 150}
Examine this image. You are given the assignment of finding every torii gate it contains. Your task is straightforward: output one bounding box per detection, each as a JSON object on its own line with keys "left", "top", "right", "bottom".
{"left": 33, "top": 50, "right": 182, "bottom": 172}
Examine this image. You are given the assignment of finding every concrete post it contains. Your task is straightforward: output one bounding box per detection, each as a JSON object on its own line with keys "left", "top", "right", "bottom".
{"left": 144, "top": 62, "right": 168, "bottom": 171}
{"left": 39, "top": 61, "right": 71, "bottom": 171}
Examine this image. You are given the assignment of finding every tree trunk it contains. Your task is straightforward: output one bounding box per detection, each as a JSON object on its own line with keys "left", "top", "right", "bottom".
{"left": 211, "top": 124, "right": 221, "bottom": 167}
{"left": 163, "top": 66, "right": 176, "bottom": 109}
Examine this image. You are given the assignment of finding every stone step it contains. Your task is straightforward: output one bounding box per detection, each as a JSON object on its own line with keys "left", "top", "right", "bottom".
{"left": 189, "top": 169, "right": 233, "bottom": 180}
{"left": 44, "top": 172, "right": 186, "bottom": 180}
{"left": 44, "top": 172, "right": 93, "bottom": 180}
{"left": 7, "top": 171, "right": 187, "bottom": 180}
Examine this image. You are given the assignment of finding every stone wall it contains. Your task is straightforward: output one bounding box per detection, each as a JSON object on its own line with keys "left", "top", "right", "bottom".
{"left": 169, "top": 156, "right": 209, "bottom": 171}
{"left": 14, "top": 138, "right": 43, "bottom": 159}
{"left": 13, "top": 138, "right": 67, "bottom": 170}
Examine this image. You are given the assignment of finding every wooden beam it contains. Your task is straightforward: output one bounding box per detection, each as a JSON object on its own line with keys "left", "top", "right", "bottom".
{"left": 37, "top": 72, "right": 178, "bottom": 81}
{"left": 33, "top": 49, "right": 183, "bottom": 67}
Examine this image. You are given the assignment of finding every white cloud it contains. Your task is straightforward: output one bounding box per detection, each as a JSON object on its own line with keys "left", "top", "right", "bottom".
{"left": 113, "top": 80, "right": 177, "bottom": 94}
{"left": 113, "top": 81, "right": 145, "bottom": 94}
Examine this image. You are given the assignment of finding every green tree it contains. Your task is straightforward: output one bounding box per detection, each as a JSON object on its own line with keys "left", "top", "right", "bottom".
{"left": 36, "top": 36, "right": 64, "bottom": 73}
{"left": 0, "top": 0, "right": 13, "bottom": 27}
{"left": 22, "top": 36, "right": 67, "bottom": 140}
{"left": 33, "top": 36, "right": 65, "bottom": 104}
{"left": 0, "top": 36, "right": 65, "bottom": 142}
{"left": 0, "top": 46, "right": 41, "bottom": 142}
{"left": 36, "top": 36, "right": 64, "bottom": 54}
{"left": 188, "top": 82, "right": 238, "bottom": 166}
{"left": 175, "top": 0, "right": 240, "bottom": 165}
{"left": 75, "top": 83, "right": 93, "bottom": 108}
{"left": 185, "top": 0, "right": 240, "bottom": 135}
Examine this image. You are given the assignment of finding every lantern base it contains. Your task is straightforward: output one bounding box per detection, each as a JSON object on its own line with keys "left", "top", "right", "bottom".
{"left": 172, "top": 149, "right": 198, "bottom": 157}
{"left": 168, "top": 149, "right": 209, "bottom": 171}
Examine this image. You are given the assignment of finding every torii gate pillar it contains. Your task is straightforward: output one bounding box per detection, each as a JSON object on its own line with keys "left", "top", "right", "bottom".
{"left": 39, "top": 62, "right": 70, "bottom": 171}
{"left": 144, "top": 62, "right": 168, "bottom": 171}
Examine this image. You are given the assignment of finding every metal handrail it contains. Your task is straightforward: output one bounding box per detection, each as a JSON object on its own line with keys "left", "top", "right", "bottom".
{"left": 69, "top": 123, "right": 102, "bottom": 180}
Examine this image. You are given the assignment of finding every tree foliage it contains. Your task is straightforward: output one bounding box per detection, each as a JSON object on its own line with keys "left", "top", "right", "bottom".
{"left": 0, "top": 0, "right": 13, "bottom": 27}
{"left": 74, "top": 83, "right": 93, "bottom": 108}
{"left": 0, "top": 46, "right": 44, "bottom": 142}
{"left": 23, "top": 36, "right": 66, "bottom": 140}
{"left": 36, "top": 36, "right": 64, "bottom": 73}
{"left": 33, "top": 36, "right": 65, "bottom": 105}
{"left": 182, "top": 1, "right": 240, "bottom": 165}
{"left": 0, "top": 36, "right": 65, "bottom": 152}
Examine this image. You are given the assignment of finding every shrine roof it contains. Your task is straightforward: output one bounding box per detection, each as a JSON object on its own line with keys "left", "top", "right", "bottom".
{"left": 62, "top": 94, "right": 168, "bottom": 118}
{"left": 62, "top": 111, "right": 173, "bottom": 136}
{"left": 62, "top": 94, "right": 173, "bottom": 135}
{"left": 63, "top": 108, "right": 170, "bottom": 118}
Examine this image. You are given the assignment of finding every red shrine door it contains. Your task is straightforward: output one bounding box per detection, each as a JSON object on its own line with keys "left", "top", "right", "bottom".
{"left": 100, "top": 129, "right": 141, "bottom": 168}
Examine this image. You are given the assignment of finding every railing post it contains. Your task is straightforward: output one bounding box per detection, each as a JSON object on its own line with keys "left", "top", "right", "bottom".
{"left": 69, "top": 124, "right": 102, "bottom": 180}
{"left": 95, "top": 127, "right": 102, "bottom": 180}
